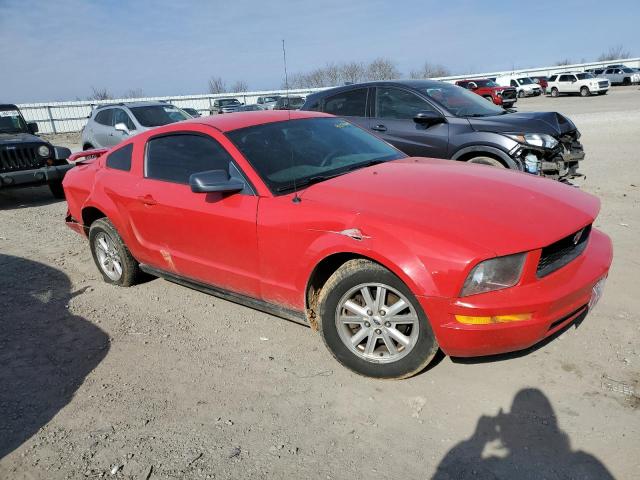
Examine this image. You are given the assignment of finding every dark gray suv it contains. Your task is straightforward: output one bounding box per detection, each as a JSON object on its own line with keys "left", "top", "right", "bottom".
{"left": 301, "top": 80, "right": 585, "bottom": 181}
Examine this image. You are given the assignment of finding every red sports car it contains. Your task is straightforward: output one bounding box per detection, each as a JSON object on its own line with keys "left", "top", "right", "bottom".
{"left": 63, "top": 111, "right": 612, "bottom": 379}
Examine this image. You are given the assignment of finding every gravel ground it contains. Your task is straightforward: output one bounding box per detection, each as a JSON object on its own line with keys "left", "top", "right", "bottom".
{"left": 1, "top": 87, "right": 639, "bottom": 479}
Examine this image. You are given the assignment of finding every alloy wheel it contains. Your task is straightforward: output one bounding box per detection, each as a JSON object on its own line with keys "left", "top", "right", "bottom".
{"left": 94, "top": 232, "right": 123, "bottom": 281}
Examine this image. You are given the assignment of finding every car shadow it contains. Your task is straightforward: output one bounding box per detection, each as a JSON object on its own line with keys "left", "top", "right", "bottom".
{"left": 0, "top": 253, "right": 109, "bottom": 460}
{"left": 431, "top": 388, "right": 614, "bottom": 479}
{"left": 451, "top": 310, "right": 588, "bottom": 365}
{"left": 0, "top": 185, "right": 62, "bottom": 211}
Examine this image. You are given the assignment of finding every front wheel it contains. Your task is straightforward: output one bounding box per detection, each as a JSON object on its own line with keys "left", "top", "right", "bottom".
{"left": 580, "top": 86, "right": 590, "bottom": 97}
{"left": 48, "top": 180, "right": 65, "bottom": 199}
{"left": 317, "top": 259, "right": 438, "bottom": 379}
{"left": 89, "top": 218, "right": 140, "bottom": 286}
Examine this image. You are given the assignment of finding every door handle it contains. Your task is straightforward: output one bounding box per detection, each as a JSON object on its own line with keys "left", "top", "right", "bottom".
{"left": 137, "top": 194, "right": 157, "bottom": 206}
{"left": 371, "top": 124, "right": 387, "bottom": 132}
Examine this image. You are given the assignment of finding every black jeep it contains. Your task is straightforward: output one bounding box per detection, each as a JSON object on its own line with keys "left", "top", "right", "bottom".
{"left": 0, "top": 104, "right": 73, "bottom": 198}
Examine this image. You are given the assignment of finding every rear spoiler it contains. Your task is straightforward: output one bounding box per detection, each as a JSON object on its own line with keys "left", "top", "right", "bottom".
{"left": 68, "top": 148, "right": 109, "bottom": 164}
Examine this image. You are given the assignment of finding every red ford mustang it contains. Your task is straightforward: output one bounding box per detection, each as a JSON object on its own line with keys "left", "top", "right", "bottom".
{"left": 63, "top": 110, "right": 612, "bottom": 379}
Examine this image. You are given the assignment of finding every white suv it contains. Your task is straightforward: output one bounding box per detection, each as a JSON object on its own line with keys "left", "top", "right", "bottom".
{"left": 495, "top": 75, "right": 543, "bottom": 98}
{"left": 547, "top": 72, "right": 610, "bottom": 97}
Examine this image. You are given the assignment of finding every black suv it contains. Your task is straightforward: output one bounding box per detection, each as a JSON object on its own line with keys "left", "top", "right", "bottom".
{"left": 0, "top": 104, "right": 72, "bottom": 198}
{"left": 301, "top": 80, "right": 585, "bottom": 181}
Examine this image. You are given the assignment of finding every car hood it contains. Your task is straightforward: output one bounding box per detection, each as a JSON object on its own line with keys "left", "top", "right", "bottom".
{"left": 300, "top": 158, "right": 599, "bottom": 257}
{"left": 0, "top": 132, "right": 46, "bottom": 145}
{"left": 467, "top": 111, "right": 577, "bottom": 136}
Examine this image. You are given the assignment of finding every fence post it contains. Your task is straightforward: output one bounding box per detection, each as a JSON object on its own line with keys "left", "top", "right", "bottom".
{"left": 46, "top": 106, "right": 57, "bottom": 134}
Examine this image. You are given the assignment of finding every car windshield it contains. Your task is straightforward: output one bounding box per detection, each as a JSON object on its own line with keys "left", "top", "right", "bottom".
{"left": 517, "top": 78, "right": 534, "bottom": 85}
{"left": 227, "top": 117, "right": 405, "bottom": 194}
{"left": 577, "top": 73, "right": 595, "bottom": 80}
{"left": 416, "top": 83, "right": 505, "bottom": 117}
{"left": 129, "top": 105, "right": 190, "bottom": 127}
{"left": 0, "top": 108, "right": 29, "bottom": 134}
{"left": 476, "top": 80, "right": 498, "bottom": 87}
{"left": 219, "top": 99, "right": 241, "bottom": 106}
{"left": 263, "top": 96, "right": 280, "bottom": 102}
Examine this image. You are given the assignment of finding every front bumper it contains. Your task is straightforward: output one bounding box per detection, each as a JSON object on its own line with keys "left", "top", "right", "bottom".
{"left": 0, "top": 163, "right": 74, "bottom": 188}
{"left": 419, "top": 228, "right": 612, "bottom": 357}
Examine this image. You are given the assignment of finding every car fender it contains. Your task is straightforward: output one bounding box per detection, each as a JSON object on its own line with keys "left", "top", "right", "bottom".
{"left": 451, "top": 144, "right": 521, "bottom": 170}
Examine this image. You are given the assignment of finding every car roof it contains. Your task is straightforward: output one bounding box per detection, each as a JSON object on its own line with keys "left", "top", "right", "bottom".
{"left": 95, "top": 101, "right": 172, "bottom": 110}
{"left": 306, "top": 79, "right": 448, "bottom": 99}
{"left": 0, "top": 104, "right": 19, "bottom": 110}
{"left": 185, "top": 110, "right": 332, "bottom": 132}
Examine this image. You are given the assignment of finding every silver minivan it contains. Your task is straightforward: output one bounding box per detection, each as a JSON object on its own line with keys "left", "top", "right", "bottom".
{"left": 81, "top": 101, "right": 191, "bottom": 149}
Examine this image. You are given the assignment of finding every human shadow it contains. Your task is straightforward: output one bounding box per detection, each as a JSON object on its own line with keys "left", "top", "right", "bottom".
{"left": 0, "top": 185, "right": 62, "bottom": 210}
{"left": 432, "top": 388, "right": 614, "bottom": 480}
{"left": 0, "top": 253, "right": 109, "bottom": 459}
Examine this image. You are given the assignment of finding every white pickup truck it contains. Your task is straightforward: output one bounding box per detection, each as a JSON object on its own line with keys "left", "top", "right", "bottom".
{"left": 495, "top": 75, "right": 543, "bottom": 98}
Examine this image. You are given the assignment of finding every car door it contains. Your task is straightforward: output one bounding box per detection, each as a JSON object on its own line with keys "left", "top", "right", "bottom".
{"left": 93, "top": 108, "right": 115, "bottom": 147}
{"left": 127, "top": 129, "right": 261, "bottom": 297}
{"left": 558, "top": 74, "right": 574, "bottom": 93}
{"left": 368, "top": 86, "right": 449, "bottom": 158}
{"left": 321, "top": 87, "right": 369, "bottom": 129}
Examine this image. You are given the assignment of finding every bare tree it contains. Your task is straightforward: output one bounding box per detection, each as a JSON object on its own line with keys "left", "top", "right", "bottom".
{"left": 339, "top": 61, "right": 366, "bottom": 84}
{"left": 554, "top": 59, "right": 572, "bottom": 66}
{"left": 324, "top": 63, "right": 341, "bottom": 86}
{"left": 597, "top": 45, "right": 631, "bottom": 61}
{"left": 366, "top": 57, "right": 400, "bottom": 81}
{"left": 88, "top": 87, "right": 113, "bottom": 101}
{"left": 208, "top": 77, "right": 227, "bottom": 94}
{"left": 230, "top": 80, "right": 249, "bottom": 93}
{"left": 122, "top": 88, "right": 145, "bottom": 99}
{"left": 409, "top": 62, "right": 451, "bottom": 79}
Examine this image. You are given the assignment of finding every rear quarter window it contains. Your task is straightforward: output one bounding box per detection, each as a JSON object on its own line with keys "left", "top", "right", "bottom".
{"left": 323, "top": 89, "right": 367, "bottom": 117}
{"left": 106, "top": 143, "right": 133, "bottom": 171}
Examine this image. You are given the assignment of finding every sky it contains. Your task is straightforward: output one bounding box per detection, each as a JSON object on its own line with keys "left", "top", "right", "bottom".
{"left": 1, "top": 0, "right": 638, "bottom": 103}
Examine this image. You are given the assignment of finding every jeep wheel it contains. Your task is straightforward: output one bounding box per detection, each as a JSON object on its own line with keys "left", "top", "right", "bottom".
{"left": 317, "top": 259, "right": 438, "bottom": 379}
{"left": 48, "top": 180, "right": 65, "bottom": 199}
{"left": 551, "top": 87, "right": 559, "bottom": 97}
{"left": 89, "top": 218, "right": 140, "bottom": 287}
{"left": 467, "top": 156, "right": 505, "bottom": 168}
{"left": 580, "top": 86, "right": 590, "bottom": 97}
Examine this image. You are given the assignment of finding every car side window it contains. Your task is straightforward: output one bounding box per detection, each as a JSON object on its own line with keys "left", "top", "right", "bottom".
{"left": 548, "top": 75, "right": 557, "bottom": 82}
{"left": 145, "top": 133, "right": 235, "bottom": 184}
{"left": 510, "top": 80, "right": 518, "bottom": 87}
{"left": 113, "top": 109, "right": 135, "bottom": 130}
{"left": 323, "top": 89, "right": 367, "bottom": 117}
{"left": 106, "top": 143, "right": 133, "bottom": 171}
{"left": 375, "top": 87, "right": 435, "bottom": 120}
{"left": 559, "top": 75, "right": 572, "bottom": 82}
{"left": 94, "top": 109, "right": 114, "bottom": 126}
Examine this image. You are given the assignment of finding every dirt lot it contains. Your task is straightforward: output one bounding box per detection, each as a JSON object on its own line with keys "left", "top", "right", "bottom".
{"left": 1, "top": 87, "right": 639, "bottom": 479}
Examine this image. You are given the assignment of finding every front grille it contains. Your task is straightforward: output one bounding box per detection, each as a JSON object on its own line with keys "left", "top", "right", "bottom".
{"left": 599, "top": 81, "right": 608, "bottom": 88}
{"left": 537, "top": 225, "right": 591, "bottom": 277}
{"left": 501, "top": 89, "right": 517, "bottom": 100}
{"left": 0, "top": 144, "right": 45, "bottom": 173}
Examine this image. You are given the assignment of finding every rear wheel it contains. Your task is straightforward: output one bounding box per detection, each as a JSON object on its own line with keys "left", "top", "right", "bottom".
{"left": 466, "top": 156, "right": 505, "bottom": 168}
{"left": 623, "top": 77, "right": 631, "bottom": 86}
{"left": 518, "top": 90, "right": 525, "bottom": 98}
{"left": 48, "top": 181, "right": 65, "bottom": 199}
{"left": 89, "top": 218, "right": 140, "bottom": 286}
{"left": 551, "top": 87, "right": 559, "bottom": 97}
{"left": 316, "top": 259, "right": 438, "bottom": 379}
{"left": 580, "top": 86, "right": 590, "bottom": 97}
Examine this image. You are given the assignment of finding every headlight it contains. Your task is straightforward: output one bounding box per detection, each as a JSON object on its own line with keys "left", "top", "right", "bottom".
{"left": 504, "top": 133, "right": 559, "bottom": 149}
{"left": 37, "top": 145, "right": 51, "bottom": 157}
{"left": 460, "top": 253, "right": 526, "bottom": 297}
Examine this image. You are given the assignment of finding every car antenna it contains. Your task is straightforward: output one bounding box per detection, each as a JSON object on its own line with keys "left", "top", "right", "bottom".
{"left": 282, "top": 39, "right": 301, "bottom": 203}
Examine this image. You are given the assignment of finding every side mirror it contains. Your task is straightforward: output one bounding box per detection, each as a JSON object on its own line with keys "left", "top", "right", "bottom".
{"left": 27, "top": 122, "right": 39, "bottom": 134}
{"left": 190, "top": 169, "right": 245, "bottom": 194}
{"left": 114, "top": 122, "right": 130, "bottom": 135}
{"left": 414, "top": 111, "right": 446, "bottom": 126}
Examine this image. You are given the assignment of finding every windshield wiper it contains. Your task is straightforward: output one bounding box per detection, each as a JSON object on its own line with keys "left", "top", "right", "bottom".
{"left": 275, "top": 174, "right": 333, "bottom": 193}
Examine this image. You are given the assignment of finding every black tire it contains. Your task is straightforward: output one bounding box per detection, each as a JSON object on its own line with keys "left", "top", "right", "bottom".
{"left": 599, "top": 91, "right": 608, "bottom": 95}
{"left": 48, "top": 181, "right": 65, "bottom": 199}
{"left": 580, "top": 86, "right": 590, "bottom": 97}
{"left": 551, "top": 87, "right": 559, "bottom": 97}
{"left": 623, "top": 77, "right": 631, "bottom": 86}
{"left": 316, "top": 259, "right": 438, "bottom": 379}
{"left": 89, "top": 218, "right": 140, "bottom": 287}
{"left": 518, "top": 90, "right": 525, "bottom": 98}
